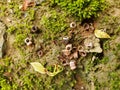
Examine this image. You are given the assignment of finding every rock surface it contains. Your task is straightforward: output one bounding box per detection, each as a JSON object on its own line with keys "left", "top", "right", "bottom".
{"left": 0, "top": 21, "right": 6, "bottom": 58}
{"left": 84, "top": 36, "right": 102, "bottom": 53}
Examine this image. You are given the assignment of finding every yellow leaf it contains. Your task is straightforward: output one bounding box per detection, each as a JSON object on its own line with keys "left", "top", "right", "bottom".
{"left": 30, "top": 62, "right": 46, "bottom": 74}
{"left": 94, "top": 29, "right": 110, "bottom": 38}
{"left": 47, "top": 72, "right": 55, "bottom": 76}
{"left": 47, "top": 64, "right": 63, "bottom": 76}
{"left": 31, "top": 62, "right": 63, "bottom": 76}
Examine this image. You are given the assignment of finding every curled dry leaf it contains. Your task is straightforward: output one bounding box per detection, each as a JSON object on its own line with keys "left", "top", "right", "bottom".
{"left": 22, "top": 0, "right": 35, "bottom": 11}
{"left": 94, "top": 29, "right": 110, "bottom": 38}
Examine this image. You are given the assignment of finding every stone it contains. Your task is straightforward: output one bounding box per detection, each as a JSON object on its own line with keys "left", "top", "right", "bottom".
{"left": 84, "top": 36, "right": 102, "bottom": 53}
{"left": 0, "top": 21, "right": 6, "bottom": 58}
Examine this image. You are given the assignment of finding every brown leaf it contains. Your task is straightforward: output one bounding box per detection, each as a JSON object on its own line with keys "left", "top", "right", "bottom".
{"left": 21, "top": 0, "right": 35, "bottom": 11}
{"left": 3, "top": 72, "right": 13, "bottom": 81}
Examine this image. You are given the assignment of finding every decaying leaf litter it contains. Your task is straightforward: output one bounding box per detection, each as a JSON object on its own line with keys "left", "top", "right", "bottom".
{"left": 0, "top": 0, "right": 120, "bottom": 90}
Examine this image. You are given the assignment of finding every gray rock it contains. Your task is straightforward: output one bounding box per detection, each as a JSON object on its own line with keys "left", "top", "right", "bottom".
{"left": 0, "top": 21, "right": 6, "bottom": 58}
{"left": 84, "top": 36, "right": 102, "bottom": 53}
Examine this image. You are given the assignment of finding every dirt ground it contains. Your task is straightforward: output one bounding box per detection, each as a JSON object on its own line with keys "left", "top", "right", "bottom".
{"left": 0, "top": 0, "right": 120, "bottom": 90}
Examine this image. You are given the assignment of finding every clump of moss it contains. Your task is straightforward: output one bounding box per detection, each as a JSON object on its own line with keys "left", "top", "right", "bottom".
{"left": 109, "top": 71, "right": 120, "bottom": 90}
{"left": 7, "top": 24, "right": 30, "bottom": 48}
{"left": 50, "top": 0, "right": 106, "bottom": 21}
{"left": 14, "top": 33, "right": 27, "bottom": 47}
{"left": 41, "top": 10, "right": 68, "bottom": 40}
{"left": 0, "top": 57, "right": 18, "bottom": 90}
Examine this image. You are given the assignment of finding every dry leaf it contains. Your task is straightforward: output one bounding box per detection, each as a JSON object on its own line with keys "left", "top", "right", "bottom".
{"left": 21, "top": 0, "right": 29, "bottom": 11}
{"left": 30, "top": 62, "right": 47, "bottom": 74}
{"left": 94, "top": 29, "right": 110, "bottom": 38}
{"left": 22, "top": 0, "right": 35, "bottom": 11}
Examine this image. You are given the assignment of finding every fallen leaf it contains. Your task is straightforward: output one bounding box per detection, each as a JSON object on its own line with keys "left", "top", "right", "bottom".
{"left": 31, "top": 62, "right": 63, "bottom": 76}
{"left": 47, "top": 64, "right": 63, "bottom": 76}
{"left": 94, "top": 29, "right": 110, "bottom": 38}
{"left": 30, "top": 62, "right": 47, "bottom": 74}
{"left": 22, "top": 0, "right": 35, "bottom": 11}
{"left": 3, "top": 72, "right": 13, "bottom": 81}
{"left": 21, "top": 0, "right": 29, "bottom": 11}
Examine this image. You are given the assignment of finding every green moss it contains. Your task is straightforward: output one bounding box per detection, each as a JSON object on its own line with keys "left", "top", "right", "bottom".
{"left": 0, "top": 77, "right": 12, "bottom": 90}
{"left": 109, "top": 72, "right": 120, "bottom": 90}
{"left": 51, "top": 71, "right": 76, "bottom": 90}
{"left": 113, "top": 43, "right": 120, "bottom": 56}
{"left": 117, "top": 44, "right": 120, "bottom": 50}
{"left": 7, "top": 26, "right": 16, "bottom": 34}
{"left": 14, "top": 34, "right": 27, "bottom": 47}
{"left": 50, "top": 0, "right": 106, "bottom": 21}
{"left": 99, "top": 57, "right": 109, "bottom": 64}
{"left": 0, "top": 57, "right": 18, "bottom": 90}
{"left": 41, "top": 10, "right": 68, "bottom": 40}
{"left": 0, "top": 4, "right": 6, "bottom": 17}
{"left": 103, "top": 40, "right": 110, "bottom": 50}
{"left": 7, "top": 17, "right": 33, "bottom": 48}
{"left": 1, "top": 0, "right": 120, "bottom": 90}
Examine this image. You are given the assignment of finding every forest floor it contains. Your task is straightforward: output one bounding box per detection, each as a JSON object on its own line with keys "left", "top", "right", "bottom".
{"left": 0, "top": 0, "right": 120, "bottom": 90}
